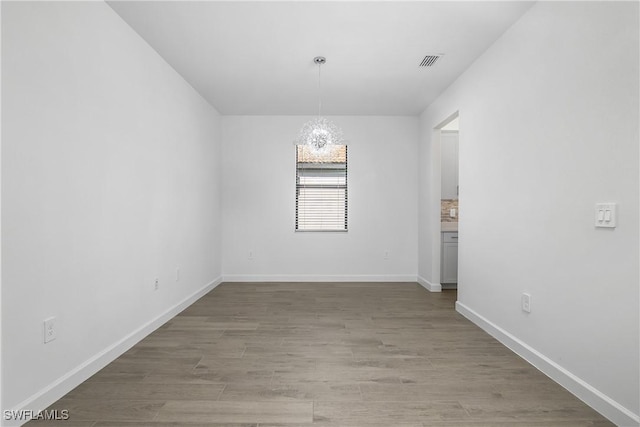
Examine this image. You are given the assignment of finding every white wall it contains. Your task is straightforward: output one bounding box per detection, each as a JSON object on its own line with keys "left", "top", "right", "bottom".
{"left": 0, "top": 2, "right": 3, "bottom": 419}
{"left": 222, "top": 116, "right": 418, "bottom": 281}
{"left": 419, "top": 2, "right": 639, "bottom": 425}
{"left": 1, "top": 1, "right": 222, "bottom": 417}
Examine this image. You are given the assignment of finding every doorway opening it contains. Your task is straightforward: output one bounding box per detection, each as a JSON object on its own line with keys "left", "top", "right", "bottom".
{"left": 436, "top": 113, "right": 459, "bottom": 290}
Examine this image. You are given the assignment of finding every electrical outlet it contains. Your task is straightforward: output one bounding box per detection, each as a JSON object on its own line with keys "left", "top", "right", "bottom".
{"left": 154, "top": 278, "right": 159, "bottom": 291}
{"left": 521, "top": 293, "right": 531, "bottom": 313}
{"left": 176, "top": 268, "right": 180, "bottom": 282}
{"left": 248, "top": 250, "right": 254, "bottom": 261}
{"left": 383, "top": 250, "right": 389, "bottom": 260}
{"left": 44, "top": 317, "right": 56, "bottom": 343}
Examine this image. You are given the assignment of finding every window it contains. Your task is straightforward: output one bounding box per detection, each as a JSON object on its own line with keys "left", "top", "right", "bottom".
{"left": 295, "top": 145, "right": 348, "bottom": 231}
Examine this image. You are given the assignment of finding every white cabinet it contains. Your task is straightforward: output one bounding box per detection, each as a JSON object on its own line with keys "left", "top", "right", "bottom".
{"left": 441, "top": 131, "right": 459, "bottom": 200}
{"left": 441, "top": 232, "right": 458, "bottom": 284}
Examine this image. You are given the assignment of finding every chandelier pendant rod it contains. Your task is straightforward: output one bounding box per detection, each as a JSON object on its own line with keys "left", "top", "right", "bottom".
{"left": 313, "top": 56, "right": 326, "bottom": 118}
{"left": 317, "top": 59, "right": 322, "bottom": 117}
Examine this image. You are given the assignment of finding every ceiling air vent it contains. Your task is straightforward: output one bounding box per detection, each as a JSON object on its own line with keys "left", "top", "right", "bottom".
{"left": 419, "top": 55, "right": 442, "bottom": 67}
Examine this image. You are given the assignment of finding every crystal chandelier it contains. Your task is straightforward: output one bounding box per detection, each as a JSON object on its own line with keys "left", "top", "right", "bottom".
{"left": 296, "top": 56, "right": 344, "bottom": 153}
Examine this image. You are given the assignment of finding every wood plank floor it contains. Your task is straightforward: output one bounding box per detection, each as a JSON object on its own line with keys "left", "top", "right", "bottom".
{"left": 28, "top": 282, "right": 613, "bottom": 426}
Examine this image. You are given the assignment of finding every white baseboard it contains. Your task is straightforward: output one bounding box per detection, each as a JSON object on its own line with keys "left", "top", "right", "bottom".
{"left": 6, "top": 277, "right": 222, "bottom": 427}
{"left": 455, "top": 301, "right": 640, "bottom": 427}
{"left": 417, "top": 275, "right": 442, "bottom": 292}
{"left": 222, "top": 274, "right": 418, "bottom": 283}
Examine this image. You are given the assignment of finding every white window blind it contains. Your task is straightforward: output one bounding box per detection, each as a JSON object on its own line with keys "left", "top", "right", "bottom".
{"left": 296, "top": 145, "right": 348, "bottom": 231}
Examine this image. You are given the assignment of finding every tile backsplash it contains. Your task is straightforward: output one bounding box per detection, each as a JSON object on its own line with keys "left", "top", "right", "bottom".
{"left": 441, "top": 199, "right": 459, "bottom": 222}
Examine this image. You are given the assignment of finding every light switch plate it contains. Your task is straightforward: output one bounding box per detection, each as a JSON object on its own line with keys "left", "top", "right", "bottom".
{"left": 595, "top": 203, "right": 617, "bottom": 228}
{"left": 521, "top": 293, "right": 531, "bottom": 313}
{"left": 44, "top": 317, "right": 56, "bottom": 343}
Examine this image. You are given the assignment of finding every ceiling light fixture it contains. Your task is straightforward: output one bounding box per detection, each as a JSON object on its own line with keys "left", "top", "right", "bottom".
{"left": 296, "top": 56, "right": 344, "bottom": 153}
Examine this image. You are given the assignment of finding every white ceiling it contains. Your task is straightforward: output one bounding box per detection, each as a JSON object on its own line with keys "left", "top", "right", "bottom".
{"left": 108, "top": 1, "right": 534, "bottom": 116}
